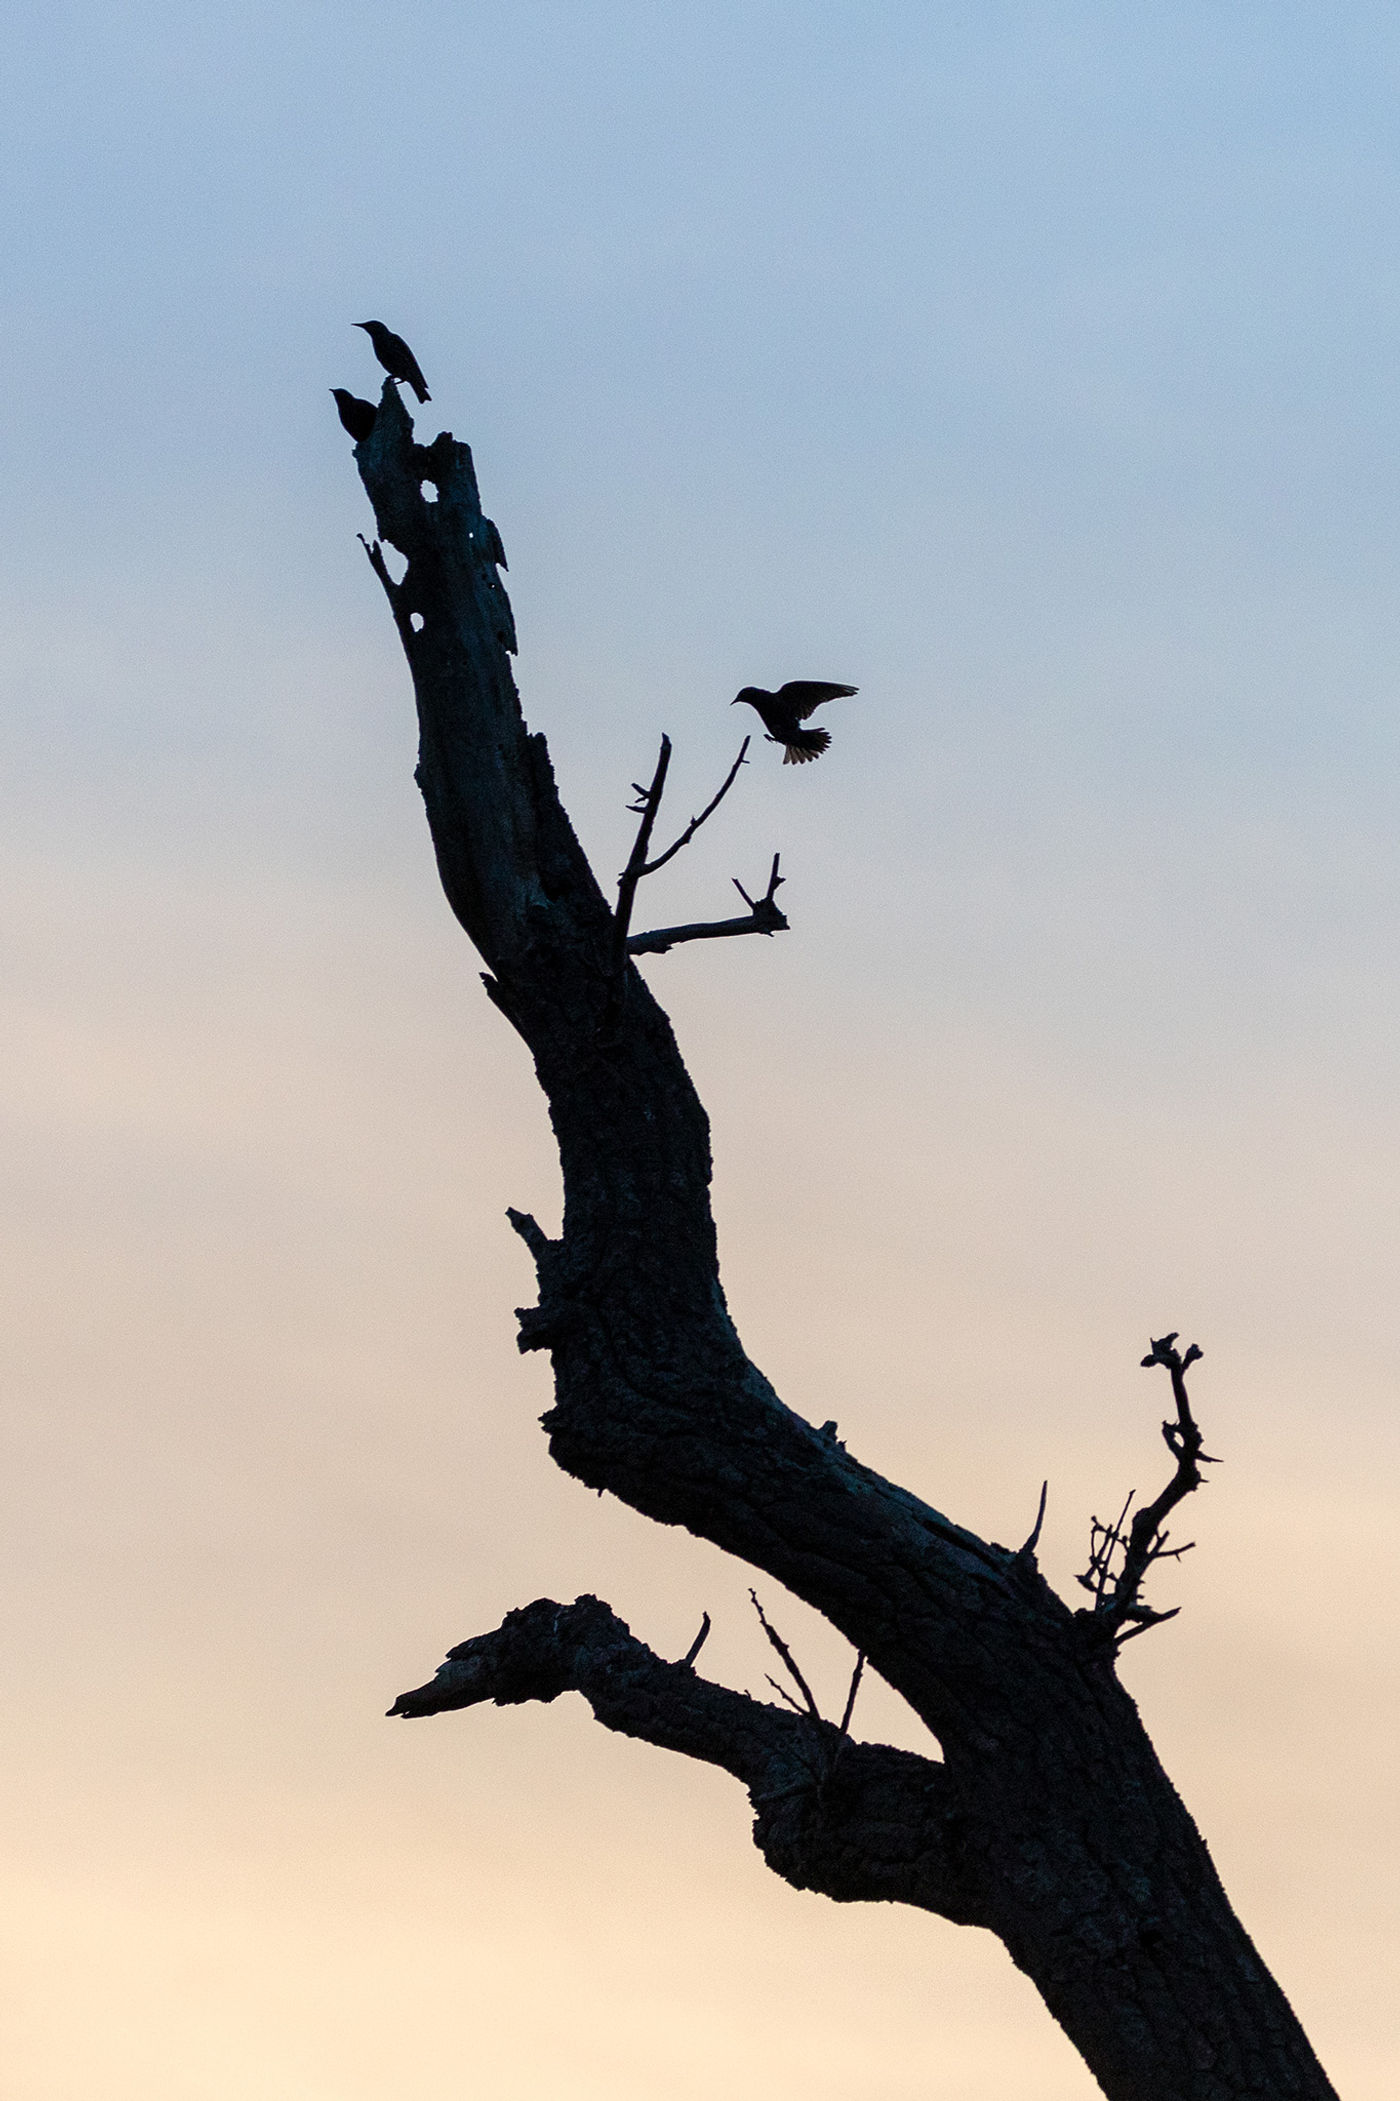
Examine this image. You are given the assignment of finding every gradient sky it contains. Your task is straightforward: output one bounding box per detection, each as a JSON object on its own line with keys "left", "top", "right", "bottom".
{"left": 3, "top": 5, "right": 1399, "bottom": 2095}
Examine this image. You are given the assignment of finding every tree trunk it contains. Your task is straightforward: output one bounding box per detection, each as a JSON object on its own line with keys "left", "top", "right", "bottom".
{"left": 351, "top": 382, "right": 1337, "bottom": 2101}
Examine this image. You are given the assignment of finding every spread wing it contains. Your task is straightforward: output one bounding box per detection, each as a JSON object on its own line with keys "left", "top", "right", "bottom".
{"left": 776, "top": 681, "right": 859, "bottom": 721}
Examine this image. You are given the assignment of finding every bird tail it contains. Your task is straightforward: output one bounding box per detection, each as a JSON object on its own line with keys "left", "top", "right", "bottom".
{"left": 412, "top": 381, "right": 432, "bottom": 403}
{"left": 782, "top": 728, "right": 831, "bottom": 764}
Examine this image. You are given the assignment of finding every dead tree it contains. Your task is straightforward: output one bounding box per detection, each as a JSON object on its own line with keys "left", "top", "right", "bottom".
{"left": 347, "top": 380, "right": 1337, "bottom": 2101}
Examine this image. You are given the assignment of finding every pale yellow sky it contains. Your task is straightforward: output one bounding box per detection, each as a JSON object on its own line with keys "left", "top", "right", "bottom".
{"left": 4, "top": 830, "right": 1396, "bottom": 2094}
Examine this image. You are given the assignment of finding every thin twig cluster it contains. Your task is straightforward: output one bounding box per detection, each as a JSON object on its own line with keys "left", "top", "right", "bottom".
{"left": 749, "top": 1589, "right": 866, "bottom": 1750}
{"left": 675, "top": 1590, "right": 866, "bottom": 1775}
{"left": 1077, "top": 1334, "right": 1219, "bottom": 1647}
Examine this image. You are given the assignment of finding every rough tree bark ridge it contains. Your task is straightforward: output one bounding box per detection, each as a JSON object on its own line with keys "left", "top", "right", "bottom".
{"left": 350, "top": 380, "right": 1336, "bottom": 2101}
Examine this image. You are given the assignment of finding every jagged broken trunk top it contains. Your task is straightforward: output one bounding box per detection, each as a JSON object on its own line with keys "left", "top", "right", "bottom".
{"left": 353, "top": 382, "right": 1336, "bottom": 2101}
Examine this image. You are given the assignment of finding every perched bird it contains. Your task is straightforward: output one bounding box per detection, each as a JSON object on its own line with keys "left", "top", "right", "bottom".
{"left": 354, "top": 321, "right": 431, "bottom": 403}
{"left": 731, "top": 680, "right": 858, "bottom": 764}
{"left": 330, "top": 388, "right": 378, "bottom": 442}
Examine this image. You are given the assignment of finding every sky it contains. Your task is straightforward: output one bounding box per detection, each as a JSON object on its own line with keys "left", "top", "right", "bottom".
{"left": 2, "top": 3, "right": 1399, "bottom": 2094}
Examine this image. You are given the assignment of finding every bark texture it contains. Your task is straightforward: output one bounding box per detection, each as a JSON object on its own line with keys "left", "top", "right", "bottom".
{"left": 352, "top": 382, "right": 1337, "bottom": 2101}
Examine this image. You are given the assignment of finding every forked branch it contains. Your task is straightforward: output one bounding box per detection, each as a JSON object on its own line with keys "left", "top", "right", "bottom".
{"left": 614, "top": 736, "right": 785, "bottom": 959}
{"left": 628, "top": 852, "right": 787, "bottom": 955}
{"left": 640, "top": 736, "right": 751, "bottom": 878}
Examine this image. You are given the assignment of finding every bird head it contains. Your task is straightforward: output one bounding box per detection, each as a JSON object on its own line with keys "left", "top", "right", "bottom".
{"left": 731, "top": 687, "right": 763, "bottom": 709}
{"left": 354, "top": 321, "right": 381, "bottom": 335}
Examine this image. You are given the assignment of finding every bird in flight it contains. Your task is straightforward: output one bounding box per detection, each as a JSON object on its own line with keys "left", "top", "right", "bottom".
{"left": 330, "top": 388, "right": 378, "bottom": 442}
{"left": 354, "top": 321, "right": 431, "bottom": 403}
{"left": 731, "top": 681, "right": 859, "bottom": 764}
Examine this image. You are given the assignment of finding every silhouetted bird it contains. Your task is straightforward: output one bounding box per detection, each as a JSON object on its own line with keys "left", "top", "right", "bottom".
{"left": 731, "top": 681, "right": 858, "bottom": 764}
{"left": 354, "top": 321, "right": 431, "bottom": 403}
{"left": 330, "top": 388, "right": 378, "bottom": 442}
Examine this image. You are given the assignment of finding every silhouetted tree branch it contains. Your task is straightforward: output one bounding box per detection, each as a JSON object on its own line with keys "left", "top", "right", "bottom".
{"left": 633, "top": 733, "right": 751, "bottom": 880}
{"left": 351, "top": 377, "right": 1337, "bottom": 2101}
{"left": 627, "top": 852, "right": 788, "bottom": 955}
{"left": 1077, "top": 1334, "right": 1217, "bottom": 1645}
{"left": 390, "top": 1594, "right": 974, "bottom": 1915}
{"left": 612, "top": 733, "right": 672, "bottom": 963}
{"left": 611, "top": 733, "right": 787, "bottom": 957}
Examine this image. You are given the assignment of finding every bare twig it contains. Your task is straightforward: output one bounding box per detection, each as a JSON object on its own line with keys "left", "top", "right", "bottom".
{"left": 639, "top": 738, "right": 751, "bottom": 878}
{"left": 750, "top": 1590, "right": 822, "bottom": 1723}
{"left": 1092, "top": 1492, "right": 1136, "bottom": 1610}
{"left": 838, "top": 1652, "right": 866, "bottom": 1738}
{"left": 1114, "top": 1605, "right": 1182, "bottom": 1646}
{"left": 626, "top": 900, "right": 787, "bottom": 954}
{"left": 1014, "top": 1480, "right": 1049, "bottom": 1562}
{"left": 358, "top": 534, "right": 416, "bottom": 648}
{"left": 1077, "top": 1334, "right": 1217, "bottom": 1645}
{"left": 681, "top": 1612, "right": 712, "bottom": 1669}
{"left": 613, "top": 735, "right": 672, "bottom": 962}
{"left": 734, "top": 852, "right": 784, "bottom": 914}
{"left": 627, "top": 852, "right": 788, "bottom": 956}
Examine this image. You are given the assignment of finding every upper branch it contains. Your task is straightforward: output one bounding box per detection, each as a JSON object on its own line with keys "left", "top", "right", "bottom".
{"left": 638, "top": 736, "right": 751, "bottom": 877}
{"left": 614, "top": 735, "right": 778, "bottom": 959}
{"left": 350, "top": 386, "right": 1088, "bottom": 1758}
{"left": 390, "top": 1595, "right": 980, "bottom": 1923}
